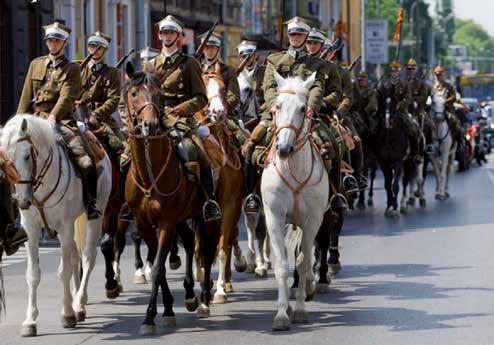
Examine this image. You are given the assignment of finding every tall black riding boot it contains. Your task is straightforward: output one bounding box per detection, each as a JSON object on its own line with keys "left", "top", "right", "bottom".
{"left": 83, "top": 167, "right": 101, "bottom": 220}
{"left": 244, "top": 162, "right": 261, "bottom": 214}
{"left": 200, "top": 166, "right": 222, "bottom": 222}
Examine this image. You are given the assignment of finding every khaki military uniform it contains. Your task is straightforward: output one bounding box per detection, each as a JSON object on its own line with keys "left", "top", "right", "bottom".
{"left": 78, "top": 61, "right": 123, "bottom": 151}
{"left": 145, "top": 50, "right": 209, "bottom": 169}
{"left": 247, "top": 47, "right": 327, "bottom": 162}
{"left": 249, "top": 64, "right": 266, "bottom": 107}
{"left": 432, "top": 80, "right": 462, "bottom": 140}
{"left": 202, "top": 60, "right": 246, "bottom": 145}
{"left": 407, "top": 76, "right": 428, "bottom": 116}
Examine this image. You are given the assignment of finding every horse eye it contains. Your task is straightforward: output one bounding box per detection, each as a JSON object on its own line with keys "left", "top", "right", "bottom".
{"left": 300, "top": 105, "right": 306, "bottom": 113}
{"left": 24, "top": 154, "right": 30, "bottom": 161}
{"left": 131, "top": 91, "right": 137, "bottom": 98}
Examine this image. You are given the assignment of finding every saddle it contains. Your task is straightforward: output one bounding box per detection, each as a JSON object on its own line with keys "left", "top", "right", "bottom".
{"left": 82, "top": 130, "right": 107, "bottom": 164}
{"left": 0, "top": 150, "right": 20, "bottom": 185}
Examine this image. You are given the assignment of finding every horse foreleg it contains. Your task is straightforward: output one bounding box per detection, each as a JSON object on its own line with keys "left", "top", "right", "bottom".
{"left": 113, "top": 218, "right": 129, "bottom": 290}
{"left": 20, "top": 222, "right": 41, "bottom": 337}
{"left": 316, "top": 217, "right": 331, "bottom": 293}
{"left": 259, "top": 215, "right": 271, "bottom": 271}
{"left": 176, "top": 222, "right": 198, "bottom": 312}
{"left": 368, "top": 164, "right": 377, "bottom": 206}
{"left": 292, "top": 232, "right": 315, "bottom": 324}
{"left": 244, "top": 212, "right": 258, "bottom": 273}
{"left": 131, "top": 231, "right": 146, "bottom": 284}
{"left": 232, "top": 226, "right": 247, "bottom": 273}
{"left": 168, "top": 237, "right": 181, "bottom": 270}
{"left": 57, "top": 225, "right": 78, "bottom": 329}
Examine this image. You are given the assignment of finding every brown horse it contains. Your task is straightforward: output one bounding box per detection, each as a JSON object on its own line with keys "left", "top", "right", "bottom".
{"left": 196, "top": 71, "right": 245, "bottom": 304}
{"left": 123, "top": 65, "right": 221, "bottom": 335}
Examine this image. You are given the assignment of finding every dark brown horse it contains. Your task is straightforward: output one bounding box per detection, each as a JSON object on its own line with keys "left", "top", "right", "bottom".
{"left": 123, "top": 66, "right": 221, "bottom": 335}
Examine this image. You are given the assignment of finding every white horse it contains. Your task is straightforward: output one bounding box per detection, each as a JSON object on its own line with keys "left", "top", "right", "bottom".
{"left": 430, "top": 92, "right": 457, "bottom": 200}
{"left": 261, "top": 72, "right": 329, "bottom": 330}
{"left": 0, "top": 115, "right": 111, "bottom": 336}
{"left": 237, "top": 69, "right": 271, "bottom": 278}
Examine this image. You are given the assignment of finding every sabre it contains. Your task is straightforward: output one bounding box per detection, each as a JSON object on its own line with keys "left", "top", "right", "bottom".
{"left": 194, "top": 21, "right": 218, "bottom": 58}
{"left": 116, "top": 48, "right": 135, "bottom": 69}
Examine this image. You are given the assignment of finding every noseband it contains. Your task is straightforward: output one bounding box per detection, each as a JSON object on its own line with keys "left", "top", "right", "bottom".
{"left": 273, "top": 89, "right": 311, "bottom": 146}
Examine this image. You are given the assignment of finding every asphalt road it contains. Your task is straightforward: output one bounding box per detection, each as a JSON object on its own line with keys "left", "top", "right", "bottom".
{"left": 2, "top": 157, "right": 494, "bottom": 345}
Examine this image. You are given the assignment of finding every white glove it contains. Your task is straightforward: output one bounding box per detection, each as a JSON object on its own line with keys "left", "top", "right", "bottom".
{"left": 77, "top": 121, "right": 87, "bottom": 133}
{"left": 197, "top": 125, "right": 210, "bottom": 138}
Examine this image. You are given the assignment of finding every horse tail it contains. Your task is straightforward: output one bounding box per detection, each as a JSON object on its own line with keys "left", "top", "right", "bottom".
{"left": 194, "top": 219, "right": 220, "bottom": 271}
{"left": 74, "top": 213, "right": 88, "bottom": 254}
{"left": 284, "top": 224, "right": 304, "bottom": 268}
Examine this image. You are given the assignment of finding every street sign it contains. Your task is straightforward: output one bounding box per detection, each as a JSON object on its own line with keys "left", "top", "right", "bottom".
{"left": 450, "top": 45, "right": 467, "bottom": 61}
{"left": 365, "top": 20, "right": 388, "bottom": 64}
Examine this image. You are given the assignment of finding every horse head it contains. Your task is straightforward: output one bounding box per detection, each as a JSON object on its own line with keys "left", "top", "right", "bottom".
{"left": 431, "top": 91, "right": 446, "bottom": 123}
{"left": 125, "top": 62, "right": 163, "bottom": 137}
{"left": 273, "top": 71, "right": 316, "bottom": 158}
{"left": 203, "top": 71, "right": 228, "bottom": 123}
{"left": 238, "top": 69, "right": 257, "bottom": 119}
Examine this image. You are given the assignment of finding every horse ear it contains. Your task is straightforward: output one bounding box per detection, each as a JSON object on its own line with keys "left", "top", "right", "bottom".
{"left": 302, "top": 72, "right": 317, "bottom": 90}
{"left": 426, "top": 96, "right": 432, "bottom": 106}
{"left": 126, "top": 61, "right": 135, "bottom": 79}
{"left": 214, "top": 62, "right": 221, "bottom": 75}
{"left": 247, "top": 68, "right": 255, "bottom": 79}
{"left": 20, "top": 118, "right": 28, "bottom": 133}
{"left": 274, "top": 71, "right": 285, "bottom": 88}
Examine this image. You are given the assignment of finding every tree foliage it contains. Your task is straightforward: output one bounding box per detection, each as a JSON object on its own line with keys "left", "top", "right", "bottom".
{"left": 453, "top": 18, "right": 494, "bottom": 72}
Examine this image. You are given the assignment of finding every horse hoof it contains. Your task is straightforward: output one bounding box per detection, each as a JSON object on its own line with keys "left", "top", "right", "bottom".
{"left": 185, "top": 297, "right": 199, "bottom": 312}
{"left": 106, "top": 286, "right": 121, "bottom": 299}
{"left": 273, "top": 314, "right": 290, "bottom": 331}
{"left": 224, "top": 282, "right": 234, "bottom": 293}
{"left": 20, "top": 324, "right": 37, "bottom": 337}
{"left": 212, "top": 293, "right": 228, "bottom": 304}
{"left": 357, "top": 201, "right": 366, "bottom": 210}
{"left": 76, "top": 310, "right": 86, "bottom": 322}
{"left": 367, "top": 199, "right": 374, "bottom": 206}
{"left": 317, "top": 283, "right": 330, "bottom": 294}
{"left": 161, "top": 316, "right": 177, "bottom": 327}
{"left": 329, "top": 262, "right": 341, "bottom": 276}
{"left": 133, "top": 274, "right": 147, "bottom": 285}
{"left": 407, "top": 197, "right": 415, "bottom": 206}
{"left": 414, "top": 190, "right": 421, "bottom": 198}
{"left": 291, "top": 310, "right": 309, "bottom": 324}
{"left": 255, "top": 267, "right": 268, "bottom": 278}
{"left": 197, "top": 304, "right": 210, "bottom": 318}
{"left": 245, "top": 263, "right": 256, "bottom": 274}
{"left": 420, "top": 198, "right": 426, "bottom": 207}
{"left": 139, "top": 324, "right": 156, "bottom": 336}
{"left": 266, "top": 262, "right": 272, "bottom": 270}
{"left": 169, "top": 257, "right": 182, "bottom": 271}
{"left": 61, "top": 315, "right": 77, "bottom": 328}
{"left": 287, "top": 305, "right": 293, "bottom": 318}
{"left": 234, "top": 257, "right": 247, "bottom": 273}
{"left": 392, "top": 210, "right": 400, "bottom": 218}
{"left": 445, "top": 192, "right": 450, "bottom": 199}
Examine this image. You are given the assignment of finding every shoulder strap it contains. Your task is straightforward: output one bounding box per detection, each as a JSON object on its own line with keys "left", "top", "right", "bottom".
{"left": 158, "top": 54, "right": 188, "bottom": 85}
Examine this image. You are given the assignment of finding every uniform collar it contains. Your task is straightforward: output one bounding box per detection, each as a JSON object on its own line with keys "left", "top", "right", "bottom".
{"left": 45, "top": 55, "right": 67, "bottom": 68}
{"left": 160, "top": 50, "right": 180, "bottom": 64}
{"left": 162, "top": 48, "right": 179, "bottom": 58}
{"left": 89, "top": 59, "right": 105, "bottom": 72}
{"left": 288, "top": 46, "right": 307, "bottom": 59}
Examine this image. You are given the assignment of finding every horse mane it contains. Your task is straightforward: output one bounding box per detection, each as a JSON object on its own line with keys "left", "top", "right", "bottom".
{"left": 128, "top": 72, "right": 160, "bottom": 88}
{"left": 0, "top": 114, "right": 56, "bottom": 156}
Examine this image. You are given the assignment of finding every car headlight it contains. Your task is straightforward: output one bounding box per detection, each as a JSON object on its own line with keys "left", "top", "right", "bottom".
{"left": 466, "top": 134, "right": 471, "bottom": 140}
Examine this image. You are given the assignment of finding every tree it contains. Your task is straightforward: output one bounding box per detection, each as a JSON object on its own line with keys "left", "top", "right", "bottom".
{"left": 453, "top": 19, "right": 494, "bottom": 73}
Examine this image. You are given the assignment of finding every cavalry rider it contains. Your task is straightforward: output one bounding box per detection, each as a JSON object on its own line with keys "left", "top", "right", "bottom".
{"left": 334, "top": 59, "right": 366, "bottom": 193}
{"left": 237, "top": 39, "right": 266, "bottom": 109}
{"left": 406, "top": 58, "right": 429, "bottom": 119}
{"left": 198, "top": 31, "right": 246, "bottom": 147}
{"left": 305, "top": 28, "right": 347, "bottom": 212}
{"left": 431, "top": 65, "right": 462, "bottom": 142}
{"left": 242, "top": 16, "right": 329, "bottom": 203}
{"left": 238, "top": 39, "right": 267, "bottom": 213}
{"left": 355, "top": 71, "right": 378, "bottom": 134}
{"left": 377, "top": 61, "right": 421, "bottom": 161}
{"left": 76, "top": 31, "right": 123, "bottom": 156}
{"left": 0, "top": 152, "right": 28, "bottom": 255}
{"left": 17, "top": 21, "right": 101, "bottom": 219}
{"left": 144, "top": 15, "right": 221, "bottom": 221}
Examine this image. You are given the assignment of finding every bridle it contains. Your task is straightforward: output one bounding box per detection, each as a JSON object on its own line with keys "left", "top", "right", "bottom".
{"left": 16, "top": 135, "right": 54, "bottom": 192}
{"left": 125, "top": 82, "right": 163, "bottom": 133}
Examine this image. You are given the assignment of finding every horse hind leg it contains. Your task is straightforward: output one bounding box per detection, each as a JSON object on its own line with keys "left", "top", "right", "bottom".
{"left": 131, "top": 231, "right": 147, "bottom": 284}
{"left": 244, "top": 212, "right": 258, "bottom": 274}
{"left": 176, "top": 222, "right": 198, "bottom": 312}
{"left": 260, "top": 215, "right": 272, "bottom": 271}
{"left": 57, "top": 225, "right": 78, "bottom": 329}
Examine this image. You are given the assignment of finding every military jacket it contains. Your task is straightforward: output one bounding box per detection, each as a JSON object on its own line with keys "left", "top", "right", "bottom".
{"left": 407, "top": 76, "right": 428, "bottom": 114}
{"left": 202, "top": 60, "right": 240, "bottom": 112}
{"left": 432, "top": 81, "right": 456, "bottom": 113}
{"left": 359, "top": 85, "right": 378, "bottom": 115}
{"left": 322, "top": 60, "right": 342, "bottom": 110}
{"left": 336, "top": 66, "right": 353, "bottom": 116}
{"left": 17, "top": 55, "right": 81, "bottom": 121}
{"left": 247, "top": 64, "right": 266, "bottom": 106}
{"left": 263, "top": 47, "right": 328, "bottom": 113}
{"left": 78, "top": 61, "right": 121, "bottom": 124}
{"left": 377, "top": 79, "right": 411, "bottom": 115}
{"left": 146, "top": 51, "right": 208, "bottom": 117}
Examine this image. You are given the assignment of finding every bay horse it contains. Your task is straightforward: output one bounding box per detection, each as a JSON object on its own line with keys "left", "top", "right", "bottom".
{"left": 0, "top": 115, "right": 112, "bottom": 336}
{"left": 197, "top": 69, "right": 245, "bottom": 303}
{"left": 123, "top": 65, "right": 221, "bottom": 335}
{"left": 261, "top": 72, "right": 328, "bottom": 330}
{"left": 375, "top": 98, "right": 409, "bottom": 218}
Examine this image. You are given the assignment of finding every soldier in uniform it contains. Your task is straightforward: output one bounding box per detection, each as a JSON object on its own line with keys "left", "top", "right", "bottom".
{"left": 17, "top": 21, "right": 101, "bottom": 219}
{"left": 144, "top": 15, "right": 220, "bottom": 221}
{"left": 242, "top": 17, "right": 330, "bottom": 202}
{"left": 355, "top": 71, "right": 378, "bottom": 134}
{"left": 76, "top": 31, "right": 123, "bottom": 155}
{"left": 431, "top": 65, "right": 462, "bottom": 142}
{"left": 377, "top": 61, "right": 421, "bottom": 160}
{"left": 335, "top": 60, "right": 366, "bottom": 192}
{"left": 406, "top": 58, "right": 429, "bottom": 118}
{"left": 305, "top": 28, "right": 347, "bottom": 212}
{"left": 198, "top": 31, "right": 246, "bottom": 147}
{"left": 237, "top": 39, "right": 267, "bottom": 213}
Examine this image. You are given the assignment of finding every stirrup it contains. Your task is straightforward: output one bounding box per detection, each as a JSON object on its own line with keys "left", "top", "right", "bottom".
{"left": 203, "top": 199, "right": 222, "bottom": 222}
{"left": 357, "top": 175, "right": 368, "bottom": 191}
{"left": 426, "top": 144, "right": 435, "bottom": 156}
{"left": 329, "top": 193, "right": 348, "bottom": 213}
{"left": 243, "top": 193, "right": 261, "bottom": 214}
{"left": 343, "top": 175, "right": 359, "bottom": 195}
